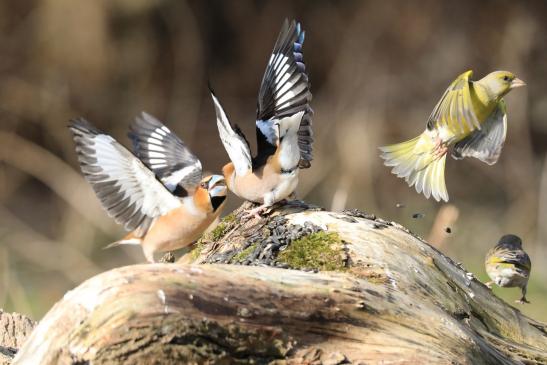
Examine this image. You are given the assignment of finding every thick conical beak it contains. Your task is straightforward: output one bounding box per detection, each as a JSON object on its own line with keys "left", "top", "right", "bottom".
{"left": 207, "top": 174, "right": 225, "bottom": 188}
{"left": 207, "top": 174, "right": 227, "bottom": 211}
{"left": 207, "top": 174, "right": 226, "bottom": 197}
{"left": 510, "top": 78, "right": 526, "bottom": 89}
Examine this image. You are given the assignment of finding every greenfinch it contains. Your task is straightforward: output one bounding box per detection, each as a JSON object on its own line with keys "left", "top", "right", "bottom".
{"left": 485, "top": 234, "right": 531, "bottom": 304}
{"left": 380, "top": 70, "right": 525, "bottom": 201}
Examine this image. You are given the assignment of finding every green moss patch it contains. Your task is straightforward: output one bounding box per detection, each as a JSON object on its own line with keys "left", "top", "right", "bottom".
{"left": 278, "top": 231, "right": 347, "bottom": 272}
{"left": 209, "top": 213, "right": 237, "bottom": 242}
{"left": 209, "top": 223, "right": 227, "bottom": 241}
{"left": 222, "top": 213, "right": 236, "bottom": 224}
{"left": 188, "top": 242, "right": 205, "bottom": 262}
{"left": 232, "top": 243, "right": 257, "bottom": 263}
{"left": 188, "top": 214, "right": 237, "bottom": 262}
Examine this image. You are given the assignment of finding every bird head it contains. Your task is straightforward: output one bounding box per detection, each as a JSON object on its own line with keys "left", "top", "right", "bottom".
{"left": 199, "top": 174, "right": 227, "bottom": 212}
{"left": 497, "top": 234, "right": 523, "bottom": 249}
{"left": 480, "top": 71, "right": 526, "bottom": 98}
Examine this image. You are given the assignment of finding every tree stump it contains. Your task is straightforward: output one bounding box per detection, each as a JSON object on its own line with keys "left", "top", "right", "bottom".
{"left": 13, "top": 201, "right": 547, "bottom": 364}
{"left": 0, "top": 310, "right": 35, "bottom": 365}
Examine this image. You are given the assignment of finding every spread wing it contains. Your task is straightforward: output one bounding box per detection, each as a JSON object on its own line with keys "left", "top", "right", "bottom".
{"left": 129, "top": 112, "right": 202, "bottom": 195}
{"left": 255, "top": 19, "right": 313, "bottom": 169}
{"left": 427, "top": 70, "right": 481, "bottom": 135}
{"left": 451, "top": 101, "right": 507, "bottom": 165}
{"left": 69, "top": 118, "right": 182, "bottom": 233}
{"left": 210, "top": 89, "right": 253, "bottom": 176}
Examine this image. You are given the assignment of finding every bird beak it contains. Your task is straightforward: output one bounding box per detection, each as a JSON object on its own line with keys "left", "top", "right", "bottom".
{"left": 510, "top": 78, "right": 526, "bottom": 89}
{"left": 207, "top": 175, "right": 226, "bottom": 197}
{"left": 209, "top": 185, "right": 227, "bottom": 198}
{"left": 207, "top": 174, "right": 225, "bottom": 188}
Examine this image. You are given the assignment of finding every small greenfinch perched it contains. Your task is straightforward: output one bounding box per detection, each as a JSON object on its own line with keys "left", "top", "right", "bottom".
{"left": 485, "top": 234, "right": 531, "bottom": 304}
{"left": 380, "top": 70, "right": 525, "bottom": 201}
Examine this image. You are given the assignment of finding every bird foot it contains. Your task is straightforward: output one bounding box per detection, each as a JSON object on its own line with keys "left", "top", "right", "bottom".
{"left": 242, "top": 204, "right": 272, "bottom": 220}
{"left": 485, "top": 281, "right": 494, "bottom": 289}
{"left": 433, "top": 144, "right": 448, "bottom": 160}
{"left": 242, "top": 199, "right": 292, "bottom": 221}
{"left": 516, "top": 297, "right": 530, "bottom": 304}
{"left": 431, "top": 135, "right": 448, "bottom": 160}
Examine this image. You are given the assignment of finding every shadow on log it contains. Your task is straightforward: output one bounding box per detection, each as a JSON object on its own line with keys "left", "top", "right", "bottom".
{"left": 13, "top": 202, "right": 547, "bottom": 364}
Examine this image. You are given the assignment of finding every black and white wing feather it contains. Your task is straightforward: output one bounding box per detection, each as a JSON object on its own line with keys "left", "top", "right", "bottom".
{"left": 129, "top": 112, "right": 202, "bottom": 195}
{"left": 69, "top": 118, "right": 182, "bottom": 232}
{"left": 256, "top": 19, "right": 313, "bottom": 169}
{"left": 451, "top": 102, "right": 507, "bottom": 165}
{"left": 210, "top": 90, "right": 253, "bottom": 176}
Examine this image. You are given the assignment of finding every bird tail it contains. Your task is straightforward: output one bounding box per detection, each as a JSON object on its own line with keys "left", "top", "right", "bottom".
{"left": 103, "top": 233, "right": 142, "bottom": 250}
{"left": 379, "top": 132, "right": 448, "bottom": 202}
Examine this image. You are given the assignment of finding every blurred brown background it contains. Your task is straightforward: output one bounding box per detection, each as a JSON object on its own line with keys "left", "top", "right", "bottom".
{"left": 1, "top": 0, "right": 546, "bottom": 321}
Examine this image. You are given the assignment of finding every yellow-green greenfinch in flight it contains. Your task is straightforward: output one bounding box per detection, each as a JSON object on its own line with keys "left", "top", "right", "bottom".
{"left": 484, "top": 234, "right": 531, "bottom": 304}
{"left": 380, "top": 70, "right": 525, "bottom": 201}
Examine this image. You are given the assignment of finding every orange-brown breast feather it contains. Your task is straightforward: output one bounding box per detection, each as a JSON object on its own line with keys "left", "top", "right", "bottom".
{"left": 141, "top": 205, "right": 215, "bottom": 252}
{"left": 267, "top": 148, "right": 282, "bottom": 173}
{"left": 222, "top": 162, "right": 235, "bottom": 189}
{"left": 229, "top": 161, "right": 282, "bottom": 203}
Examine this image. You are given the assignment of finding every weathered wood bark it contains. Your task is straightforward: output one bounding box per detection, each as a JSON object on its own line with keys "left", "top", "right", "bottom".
{"left": 0, "top": 311, "right": 35, "bottom": 365}
{"left": 13, "top": 202, "right": 547, "bottom": 364}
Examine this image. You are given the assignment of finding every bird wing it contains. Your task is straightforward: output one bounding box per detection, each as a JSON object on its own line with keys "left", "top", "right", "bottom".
{"left": 487, "top": 247, "right": 532, "bottom": 274}
{"left": 69, "top": 118, "right": 182, "bottom": 233}
{"left": 427, "top": 70, "right": 481, "bottom": 135}
{"left": 210, "top": 90, "right": 253, "bottom": 176}
{"left": 451, "top": 101, "right": 507, "bottom": 165}
{"left": 255, "top": 19, "right": 313, "bottom": 169}
{"left": 128, "top": 112, "right": 203, "bottom": 194}
{"left": 502, "top": 250, "right": 532, "bottom": 273}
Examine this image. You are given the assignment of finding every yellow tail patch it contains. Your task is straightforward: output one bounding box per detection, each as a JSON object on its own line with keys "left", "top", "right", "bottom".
{"left": 380, "top": 132, "right": 448, "bottom": 202}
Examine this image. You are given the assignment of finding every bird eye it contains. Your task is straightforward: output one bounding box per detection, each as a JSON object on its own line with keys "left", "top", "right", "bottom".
{"left": 503, "top": 76, "right": 509, "bottom": 81}
{"left": 200, "top": 182, "right": 208, "bottom": 189}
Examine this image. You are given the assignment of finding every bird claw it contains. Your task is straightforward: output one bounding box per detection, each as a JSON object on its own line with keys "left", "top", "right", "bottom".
{"left": 432, "top": 135, "right": 448, "bottom": 160}
{"left": 242, "top": 199, "right": 291, "bottom": 221}
{"left": 485, "top": 281, "right": 494, "bottom": 289}
{"left": 516, "top": 297, "right": 530, "bottom": 304}
{"left": 242, "top": 205, "right": 270, "bottom": 220}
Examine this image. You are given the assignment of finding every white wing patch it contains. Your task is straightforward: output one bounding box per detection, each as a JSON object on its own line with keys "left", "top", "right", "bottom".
{"left": 210, "top": 92, "right": 252, "bottom": 176}
{"left": 162, "top": 164, "right": 202, "bottom": 191}
{"left": 276, "top": 111, "right": 304, "bottom": 170}
{"left": 70, "top": 119, "right": 182, "bottom": 232}
{"left": 255, "top": 20, "right": 313, "bottom": 169}
{"left": 129, "top": 112, "right": 203, "bottom": 194}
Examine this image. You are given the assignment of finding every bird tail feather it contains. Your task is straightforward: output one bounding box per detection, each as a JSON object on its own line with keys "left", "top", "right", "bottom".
{"left": 103, "top": 234, "right": 142, "bottom": 250}
{"left": 380, "top": 132, "right": 448, "bottom": 202}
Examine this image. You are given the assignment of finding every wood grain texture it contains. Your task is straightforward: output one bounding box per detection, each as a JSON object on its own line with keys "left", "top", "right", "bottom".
{"left": 13, "top": 202, "right": 547, "bottom": 364}
{"left": 0, "top": 310, "right": 35, "bottom": 365}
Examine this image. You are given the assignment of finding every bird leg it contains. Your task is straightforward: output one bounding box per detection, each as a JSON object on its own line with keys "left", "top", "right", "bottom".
{"left": 242, "top": 198, "right": 293, "bottom": 220}
{"left": 432, "top": 136, "right": 448, "bottom": 160}
{"left": 144, "top": 249, "right": 156, "bottom": 264}
{"left": 516, "top": 287, "right": 530, "bottom": 304}
{"left": 242, "top": 203, "right": 273, "bottom": 220}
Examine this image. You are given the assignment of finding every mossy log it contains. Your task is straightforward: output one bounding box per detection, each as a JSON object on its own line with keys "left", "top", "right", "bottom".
{"left": 13, "top": 201, "right": 547, "bottom": 364}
